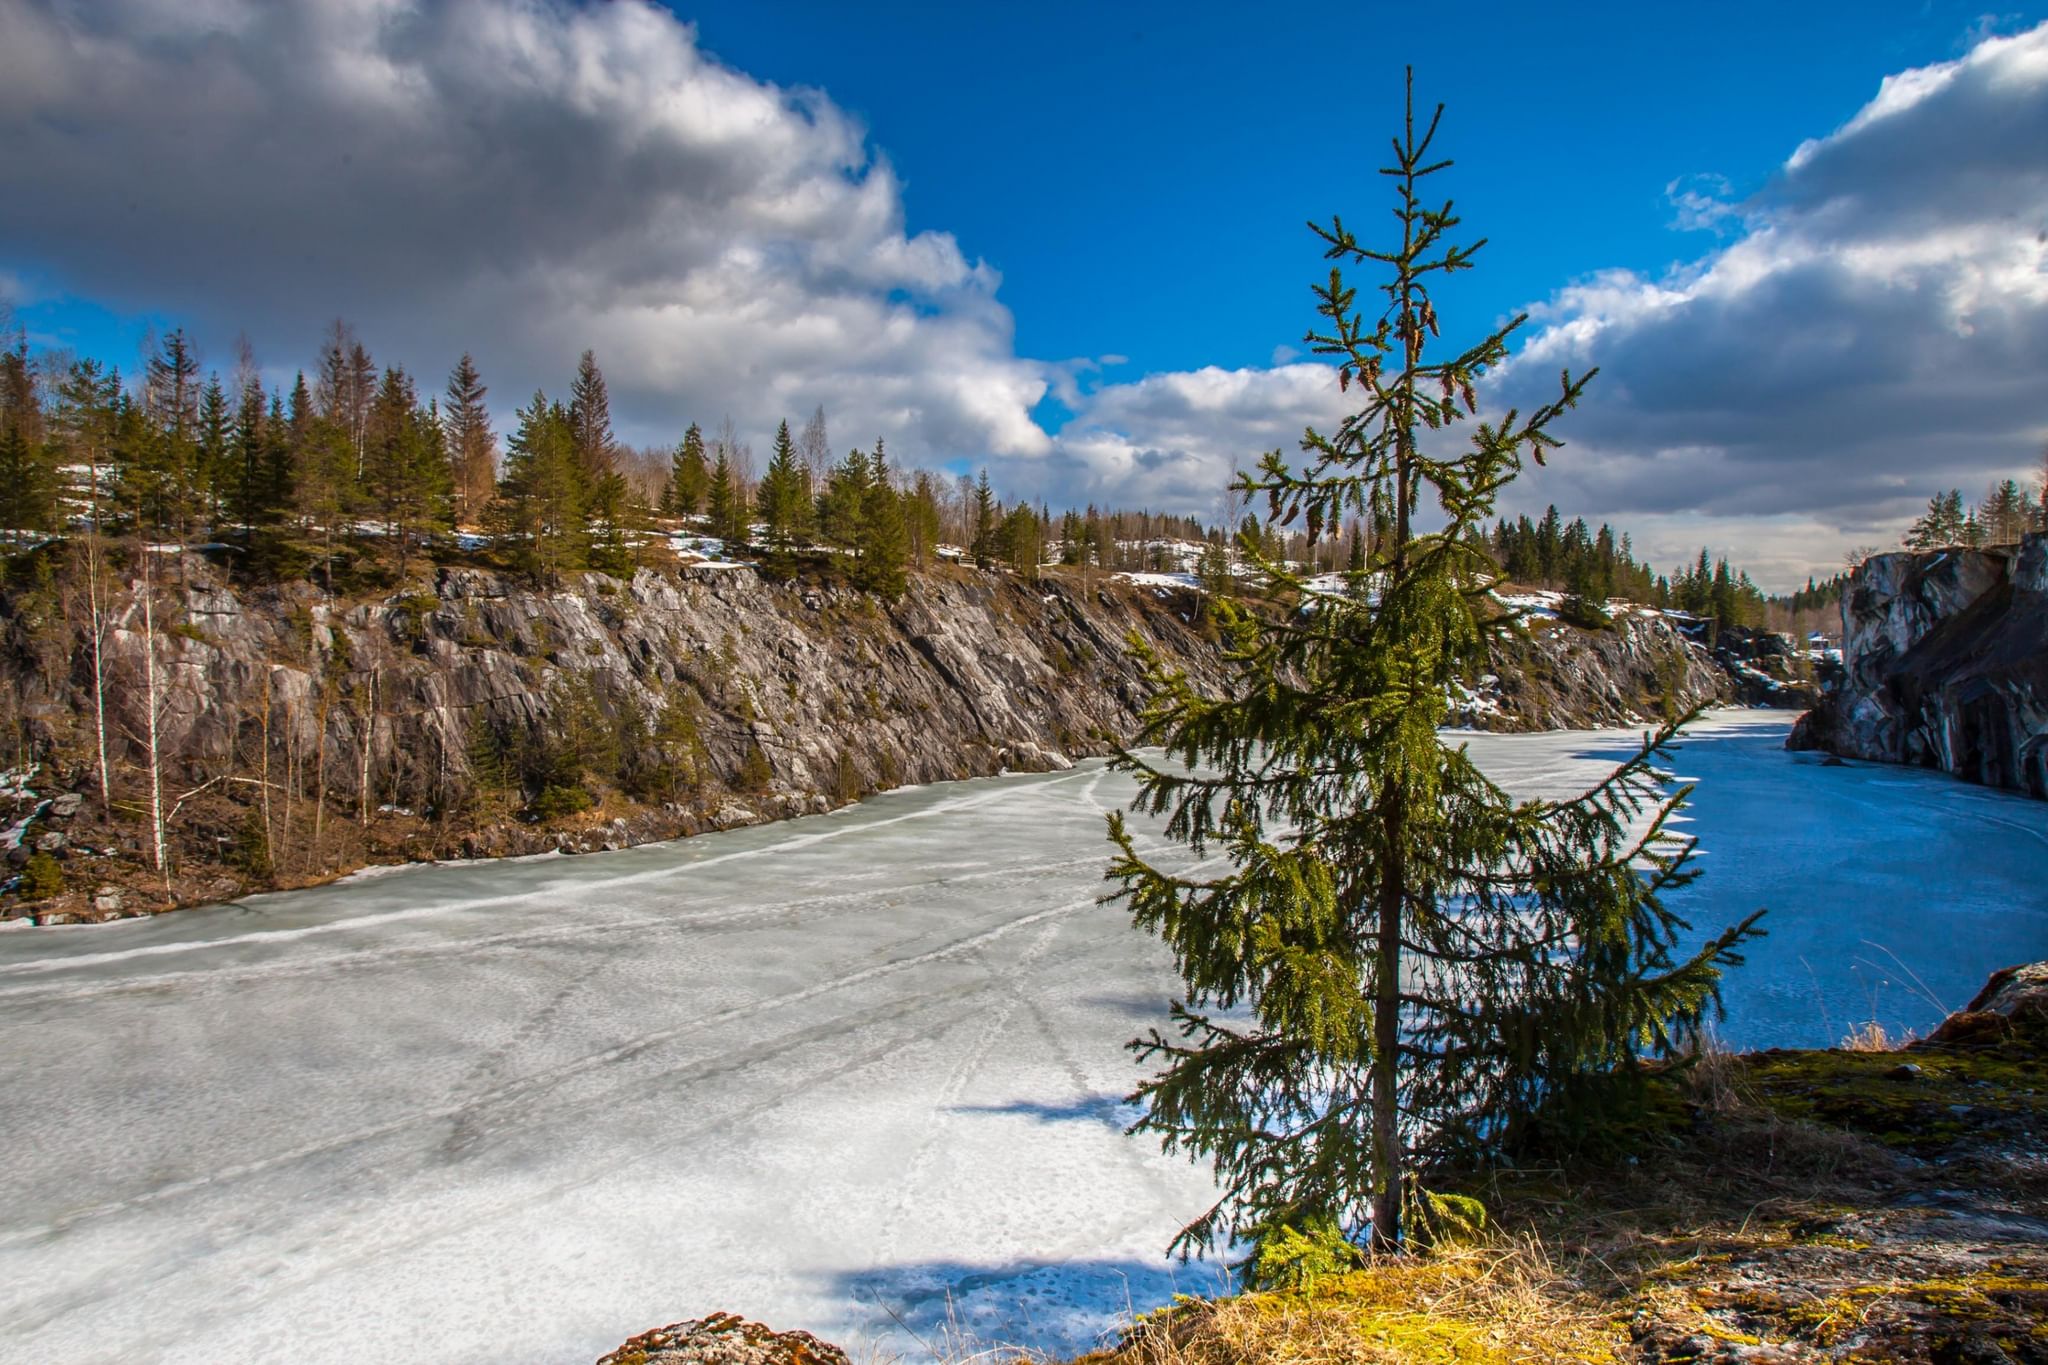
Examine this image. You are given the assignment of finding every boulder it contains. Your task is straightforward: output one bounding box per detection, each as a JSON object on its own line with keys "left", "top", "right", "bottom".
{"left": 33, "top": 831, "right": 65, "bottom": 854}
{"left": 91, "top": 886, "right": 124, "bottom": 916}
{"left": 597, "top": 1313, "right": 850, "bottom": 1365}
{"left": 1913, "top": 960, "right": 2048, "bottom": 1049}
{"left": 1790, "top": 535, "right": 2048, "bottom": 796}
{"left": 49, "top": 793, "right": 84, "bottom": 819}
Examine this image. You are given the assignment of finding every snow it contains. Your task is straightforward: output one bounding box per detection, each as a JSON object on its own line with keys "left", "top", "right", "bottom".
{"left": 0, "top": 712, "right": 2042, "bottom": 1364}
{"left": 1110, "top": 571, "right": 1200, "bottom": 591}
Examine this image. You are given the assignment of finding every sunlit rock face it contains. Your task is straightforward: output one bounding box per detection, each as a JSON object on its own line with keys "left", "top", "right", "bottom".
{"left": 1791, "top": 533, "right": 2048, "bottom": 797}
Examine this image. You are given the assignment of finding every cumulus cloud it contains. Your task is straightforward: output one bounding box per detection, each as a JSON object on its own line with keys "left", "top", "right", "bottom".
{"left": 0, "top": 0, "right": 1050, "bottom": 462}
{"left": 1485, "top": 21, "right": 2048, "bottom": 581}
{"left": 2, "top": 2, "right": 2042, "bottom": 587}
{"left": 1041, "top": 24, "right": 2048, "bottom": 586}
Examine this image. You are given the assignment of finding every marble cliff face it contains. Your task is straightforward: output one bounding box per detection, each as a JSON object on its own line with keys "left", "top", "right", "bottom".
{"left": 1791, "top": 534, "right": 2048, "bottom": 797}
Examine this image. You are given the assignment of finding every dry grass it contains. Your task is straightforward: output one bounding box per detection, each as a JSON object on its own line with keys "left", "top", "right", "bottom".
{"left": 1837, "top": 1019, "right": 1916, "bottom": 1051}
{"left": 1086, "top": 1238, "right": 1621, "bottom": 1365}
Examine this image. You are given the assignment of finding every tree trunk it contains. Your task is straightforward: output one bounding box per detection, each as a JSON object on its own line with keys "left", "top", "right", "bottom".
{"left": 1370, "top": 796, "right": 1405, "bottom": 1253}
{"left": 139, "top": 555, "right": 168, "bottom": 889}
{"left": 86, "top": 521, "right": 111, "bottom": 816}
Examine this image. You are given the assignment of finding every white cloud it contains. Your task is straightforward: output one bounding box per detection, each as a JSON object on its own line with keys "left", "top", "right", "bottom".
{"left": 2, "top": 2, "right": 2043, "bottom": 589}
{"left": 0, "top": 0, "right": 1050, "bottom": 462}
{"left": 1478, "top": 20, "right": 2048, "bottom": 582}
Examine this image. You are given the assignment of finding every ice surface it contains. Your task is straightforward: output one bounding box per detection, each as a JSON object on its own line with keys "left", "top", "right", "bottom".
{"left": 0, "top": 712, "right": 2041, "bottom": 1364}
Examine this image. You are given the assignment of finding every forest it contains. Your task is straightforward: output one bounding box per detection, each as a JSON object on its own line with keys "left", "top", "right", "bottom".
{"left": 0, "top": 318, "right": 1839, "bottom": 645}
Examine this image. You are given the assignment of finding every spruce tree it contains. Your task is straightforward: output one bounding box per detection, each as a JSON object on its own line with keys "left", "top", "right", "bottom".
{"left": 854, "top": 472, "right": 909, "bottom": 599}
{"left": 0, "top": 338, "right": 54, "bottom": 534}
{"left": 758, "top": 419, "right": 810, "bottom": 574}
{"left": 1105, "top": 75, "right": 1764, "bottom": 1262}
{"left": 568, "top": 349, "right": 618, "bottom": 483}
{"left": 366, "top": 368, "right": 452, "bottom": 578}
{"left": 496, "top": 392, "right": 587, "bottom": 583}
{"left": 707, "top": 448, "right": 745, "bottom": 547}
{"left": 444, "top": 353, "right": 497, "bottom": 528}
{"left": 971, "top": 468, "right": 997, "bottom": 568}
{"left": 668, "top": 423, "right": 710, "bottom": 516}
{"left": 819, "top": 446, "right": 873, "bottom": 549}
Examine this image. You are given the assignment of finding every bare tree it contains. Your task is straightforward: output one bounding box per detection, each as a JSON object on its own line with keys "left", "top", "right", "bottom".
{"left": 136, "top": 554, "right": 168, "bottom": 887}
{"left": 798, "top": 404, "right": 831, "bottom": 488}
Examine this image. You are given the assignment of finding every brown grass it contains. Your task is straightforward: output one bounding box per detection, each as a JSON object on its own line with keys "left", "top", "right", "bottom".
{"left": 1084, "top": 1239, "right": 1621, "bottom": 1365}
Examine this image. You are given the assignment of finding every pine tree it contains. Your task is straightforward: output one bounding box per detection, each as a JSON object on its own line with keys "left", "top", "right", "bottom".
{"left": 568, "top": 349, "right": 618, "bottom": 483}
{"left": 707, "top": 448, "right": 745, "bottom": 546}
{"left": 1105, "top": 75, "right": 1764, "bottom": 1264}
{"left": 854, "top": 474, "right": 910, "bottom": 599}
{"left": 365, "top": 367, "right": 452, "bottom": 578}
{"left": 196, "top": 374, "right": 233, "bottom": 526}
{"left": 444, "top": 353, "right": 496, "bottom": 528}
{"left": 1980, "top": 479, "right": 2028, "bottom": 546}
{"left": 495, "top": 392, "right": 587, "bottom": 583}
{"left": 143, "top": 328, "right": 204, "bottom": 542}
{"left": 290, "top": 370, "right": 355, "bottom": 593}
{"left": 907, "top": 468, "right": 943, "bottom": 566}
{"left": 971, "top": 468, "right": 997, "bottom": 568}
{"left": 758, "top": 419, "right": 809, "bottom": 573}
{"left": 667, "top": 423, "right": 710, "bottom": 516}
{"left": 819, "top": 445, "right": 872, "bottom": 549}
{"left": 0, "top": 337, "right": 54, "bottom": 534}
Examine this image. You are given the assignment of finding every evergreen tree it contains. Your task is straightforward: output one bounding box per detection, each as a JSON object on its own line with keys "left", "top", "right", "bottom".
{"left": 854, "top": 474, "right": 910, "bottom": 599}
{"left": 568, "top": 349, "right": 618, "bottom": 483}
{"left": 667, "top": 423, "right": 710, "bottom": 516}
{"left": 707, "top": 448, "right": 746, "bottom": 546}
{"left": 1001, "top": 503, "right": 1041, "bottom": 577}
{"left": 971, "top": 468, "right": 997, "bottom": 568}
{"left": 495, "top": 391, "right": 587, "bottom": 583}
{"left": 365, "top": 367, "right": 452, "bottom": 578}
{"left": 758, "top": 419, "right": 810, "bottom": 573}
{"left": 907, "top": 468, "right": 943, "bottom": 566}
{"left": 1977, "top": 479, "right": 2029, "bottom": 546}
{"left": 818, "top": 444, "right": 872, "bottom": 549}
{"left": 1105, "top": 77, "right": 1763, "bottom": 1263}
{"left": 52, "top": 358, "right": 120, "bottom": 532}
{"left": 143, "top": 328, "right": 204, "bottom": 541}
{"left": 196, "top": 374, "right": 233, "bottom": 525}
{"left": 444, "top": 353, "right": 496, "bottom": 527}
{"left": 0, "top": 337, "right": 54, "bottom": 534}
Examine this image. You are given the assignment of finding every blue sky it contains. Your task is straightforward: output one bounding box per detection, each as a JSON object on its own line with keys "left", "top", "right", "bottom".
{"left": 685, "top": 1, "right": 2035, "bottom": 383}
{"left": 3, "top": 0, "right": 2045, "bottom": 587}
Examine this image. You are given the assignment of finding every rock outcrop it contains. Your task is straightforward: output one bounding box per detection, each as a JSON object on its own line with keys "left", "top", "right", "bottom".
{"left": 0, "top": 558, "right": 1744, "bottom": 917}
{"left": 1458, "top": 606, "right": 1733, "bottom": 730}
{"left": 1788, "top": 534, "right": 2048, "bottom": 796}
{"left": 598, "top": 1313, "right": 849, "bottom": 1365}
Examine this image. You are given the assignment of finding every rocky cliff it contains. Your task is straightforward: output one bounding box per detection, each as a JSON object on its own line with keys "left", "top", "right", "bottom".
{"left": 0, "top": 557, "right": 1736, "bottom": 921}
{"left": 1789, "top": 533, "right": 2048, "bottom": 796}
{"left": 1458, "top": 601, "right": 1733, "bottom": 730}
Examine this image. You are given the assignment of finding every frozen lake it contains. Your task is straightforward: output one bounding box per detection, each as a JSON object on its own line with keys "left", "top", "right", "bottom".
{"left": 0, "top": 711, "right": 2041, "bottom": 1364}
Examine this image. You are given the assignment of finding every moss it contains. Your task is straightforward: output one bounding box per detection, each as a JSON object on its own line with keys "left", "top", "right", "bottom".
{"left": 1739, "top": 1044, "right": 2046, "bottom": 1153}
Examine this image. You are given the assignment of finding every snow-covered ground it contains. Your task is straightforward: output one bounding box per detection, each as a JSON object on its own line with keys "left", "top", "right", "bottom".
{"left": 0, "top": 712, "right": 2041, "bottom": 1364}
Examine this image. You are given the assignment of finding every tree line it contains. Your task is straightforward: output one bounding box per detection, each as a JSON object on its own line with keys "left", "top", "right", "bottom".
{"left": 1903, "top": 476, "right": 2045, "bottom": 551}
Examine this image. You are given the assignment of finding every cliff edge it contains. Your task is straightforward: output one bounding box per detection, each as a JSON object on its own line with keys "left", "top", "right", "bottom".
{"left": 1789, "top": 533, "right": 2048, "bottom": 797}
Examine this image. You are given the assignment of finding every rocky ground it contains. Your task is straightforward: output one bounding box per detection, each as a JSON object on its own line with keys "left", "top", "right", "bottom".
{"left": 1, "top": 559, "right": 1739, "bottom": 926}
{"left": 603, "top": 963, "right": 2046, "bottom": 1365}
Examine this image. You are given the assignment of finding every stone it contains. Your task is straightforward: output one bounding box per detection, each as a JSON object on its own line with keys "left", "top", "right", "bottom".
{"left": 33, "top": 831, "right": 65, "bottom": 854}
{"left": 49, "top": 793, "right": 83, "bottom": 819}
{"left": 1886, "top": 1062, "right": 1923, "bottom": 1081}
{"left": 596, "top": 1313, "right": 850, "bottom": 1365}
{"left": 1914, "top": 960, "right": 2048, "bottom": 1050}
{"left": 1791, "top": 534, "right": 2048, "bottom": 796}
{"left": 4, "top": 845, "right": 28, "bottom": 868}
{"left": 91, "top": 887, "right": 123, "bottom": 915}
